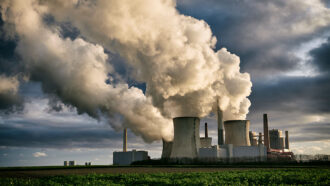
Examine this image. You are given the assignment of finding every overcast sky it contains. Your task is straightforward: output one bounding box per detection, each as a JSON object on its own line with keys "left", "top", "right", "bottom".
{"left": 1, "top": 0, "right": 330, "bottom": 167}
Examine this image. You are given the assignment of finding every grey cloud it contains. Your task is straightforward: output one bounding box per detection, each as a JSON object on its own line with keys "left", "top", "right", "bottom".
{"left": 0, "top": 121, "right": 122, "bottom": 148}
{"left": 0, "top": 91, "right": 22, "bottom": 111}
{"left": 309, "top": 37, "right": 330, "bottom": 73}
{"left": 288, "top": 123, "right": 330, "bottom": 142}
{"left": 177, "top": 0, "right": 330, "bottom": 77}
{"left": 322, "top": 0, "right": 330, "bottom": 7}
{"left": 249, "top": 75, "right": 330, "bottom": 114}
{"left": 0, "top": 75, "right": 22, "bottom": 112}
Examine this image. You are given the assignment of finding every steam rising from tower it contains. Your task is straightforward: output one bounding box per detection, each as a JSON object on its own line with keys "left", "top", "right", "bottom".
{"left": 0, "top": 0, "right": 252, "bottom": 142}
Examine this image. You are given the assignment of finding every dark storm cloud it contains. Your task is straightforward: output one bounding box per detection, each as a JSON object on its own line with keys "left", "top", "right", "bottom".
{"left": 177, "top": 0, "right": 330, "bottom": 76}
{"left": 292, "top": 123, "right": 330, "bottom": 142}
{"left": 0, "top": 13, "right": 20, "bottom": 74}
{"left": 322, "top": 0, "right": 330, "bottom": 8}
{"left": 0, "top": 91, "right": 22, "bottom": 111}
{"left": 248, "top": 36, "right": 330, "bottom": 115}
{"left": 309, "top": 37, "right": 330, "bottom": 73}
{"left": 0, "top": 121, "right": 123, "bottom": 148}
{"left": 249, "top": 75, "right": 330, "bottom": 114}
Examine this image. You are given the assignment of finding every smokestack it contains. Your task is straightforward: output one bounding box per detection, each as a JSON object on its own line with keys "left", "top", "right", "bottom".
{"left": 263, "top": 114, "right": 270, "bottom": 150}
{"left": 217, "top": 101, "right": 224, "bottom": 145}
{"left": 123, "top": 128, "right": 127, "bottom": 152}
{"left": 285, "top": 130, "right": 289, "bottom": 149}
{"left": 205, "top": 122, "right": 208, "bottom": 138}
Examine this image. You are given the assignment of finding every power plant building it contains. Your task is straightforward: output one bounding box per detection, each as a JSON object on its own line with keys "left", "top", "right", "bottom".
{"left": 113, "top": 150, "right": 148, "bottom": 165}
{"left": 269, "top": 129, "right": 285, "bottom": 149}
{"left": 249, "top": 131, "right": 258, "bottom": 146}
{"left": 163, "top": 116, "right": 268, "bottom": 162}
{"left": 200, "top": 123, "right": 212, "bottom": 148}
{"left": 113, "top": 128, "right": 148, "bottom": 165}
{"left": 161, "top": 112, "right": 292, "bottom": 162}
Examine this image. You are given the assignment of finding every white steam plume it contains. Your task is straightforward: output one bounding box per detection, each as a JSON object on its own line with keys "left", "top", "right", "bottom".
{"left": 1, "top": 0, "right": 252, "bottom": 142}
{"left": 0, "top": 0, "right": 172, "bottom": 142}
{"left": 0, "top": 75, "right": 21, "bottom": 110}
{"left": 44, "top": 0, "right": 252, "bottom": 119}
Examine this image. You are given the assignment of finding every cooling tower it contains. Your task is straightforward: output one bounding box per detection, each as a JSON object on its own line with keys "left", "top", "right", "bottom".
{"left": 224, "top": 120, "right": 251, "bottom": 146}
{"left": 170, "top": 117, "right": 200, "bottom": 158}
{"left": 161, "top": 139, "right": 173, "bottom": 159}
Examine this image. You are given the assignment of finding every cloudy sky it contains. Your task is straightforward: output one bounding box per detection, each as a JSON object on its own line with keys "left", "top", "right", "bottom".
{"left": 1, "top": 0, "right": 330, "bottom": 167}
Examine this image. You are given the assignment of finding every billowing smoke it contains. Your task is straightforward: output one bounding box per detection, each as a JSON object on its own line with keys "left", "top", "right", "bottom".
{"left": 0, "top": 0, "right": 252, "bottom": 142}
{"left": 0, "top": 75, "right": 21, "bottom": 110}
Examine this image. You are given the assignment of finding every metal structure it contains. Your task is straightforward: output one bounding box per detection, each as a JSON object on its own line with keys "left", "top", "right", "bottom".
{"left": 224, "top": 120, "right": 251, "bottom": 146}
{"left": 170, "top": 117, "right": 200, "bottom": 158}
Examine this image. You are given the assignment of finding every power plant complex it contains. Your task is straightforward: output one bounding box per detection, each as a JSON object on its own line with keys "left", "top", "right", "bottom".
{"left": 113, "top": 108, "right": 293, "bottom": 165}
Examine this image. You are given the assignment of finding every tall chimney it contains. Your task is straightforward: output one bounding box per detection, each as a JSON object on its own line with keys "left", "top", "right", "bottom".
{"left": 285, "top": 130, "right": 289, "bottom": 149}
{"left": 217, "top": 101, "right": 224, "bottom": 145}
{"left": 263, "top": 114, "right": 270, "bottom": 150}
{"left": 205, "top": 122, "right": 208, "bottom": 138}
{"left": 123, "top": 128, "right": 127, "bottom": 152}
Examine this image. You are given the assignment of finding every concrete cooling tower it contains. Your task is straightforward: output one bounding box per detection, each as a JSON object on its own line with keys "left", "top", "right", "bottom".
{"left": 170, "top": 117, "right": 201, "bottom": 158}
{"left": 224, "top": 120, "right": 251, "bottom": 146}
{"left": 161, "top": 139, "right": 173, "bottom": 159}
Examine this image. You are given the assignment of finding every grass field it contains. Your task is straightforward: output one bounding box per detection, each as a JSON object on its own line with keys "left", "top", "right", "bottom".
{"left": 1, "top": 168, "right": 329, "bottom": 185}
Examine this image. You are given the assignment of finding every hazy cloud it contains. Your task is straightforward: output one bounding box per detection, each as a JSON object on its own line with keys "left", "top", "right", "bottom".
{"left": 33, "top": 152, "right": 47, "bottom": 157}
{"left": 177, "top": 0, "right": 330, "bottom": 76}
{"left": 0, "top": 75, "right": 22, "bottom": 111}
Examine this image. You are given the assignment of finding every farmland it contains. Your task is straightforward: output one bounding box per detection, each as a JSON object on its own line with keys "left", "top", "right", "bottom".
{"left": 0, "top": 166, "right": 329, "bottom": 185}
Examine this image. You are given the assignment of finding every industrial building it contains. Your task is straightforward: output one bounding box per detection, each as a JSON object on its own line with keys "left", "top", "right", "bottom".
{"left": 64, "top": 160, "right": 76, "bottom": 166}
{"left": 269, "top": 129, "right": 285, "bottom": 149}
{"left": 161, "top": 108, "right": 293, "bottom": 162}
{"left": 200, "top": 123, "right": 212, "bottom": 148}
{"left": 112, "top": 105, "right": 292, "bottom": 164}
{"left": 113, "top": 128, "right": 149, "bottom": 165}
{"left": 113, "top": 150, "right": 148, "bottom": 165}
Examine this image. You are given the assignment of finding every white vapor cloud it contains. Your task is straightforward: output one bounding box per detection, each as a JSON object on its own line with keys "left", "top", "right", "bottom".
{"left": 0, "top": 0, "right": 252, "bottom": 142}
{"left": 33, "top": 152, "right": 47, "bottom": 157}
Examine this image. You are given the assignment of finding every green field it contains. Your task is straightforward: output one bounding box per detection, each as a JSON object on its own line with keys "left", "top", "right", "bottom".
{"left": 1, "top": 168, "right": 329, "bottom": 185}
